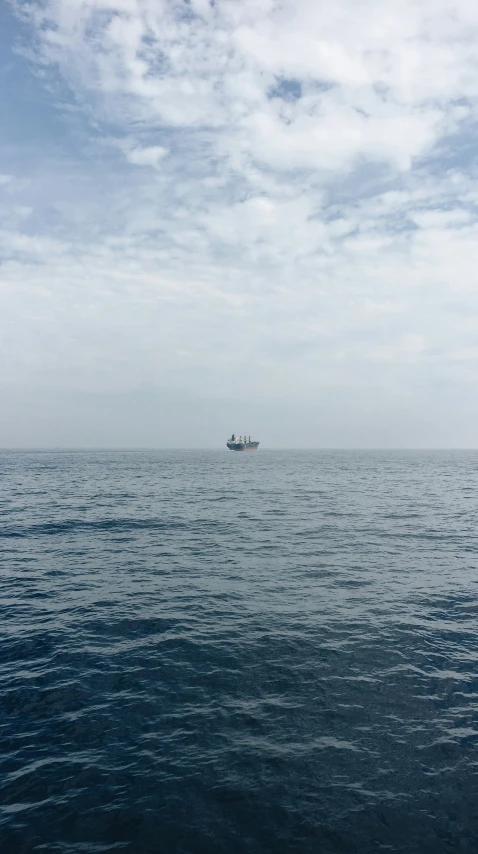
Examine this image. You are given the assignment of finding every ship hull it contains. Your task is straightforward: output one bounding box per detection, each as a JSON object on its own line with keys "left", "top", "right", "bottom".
{"left": 227, "top": 443, "right": 259, "bottom": 451}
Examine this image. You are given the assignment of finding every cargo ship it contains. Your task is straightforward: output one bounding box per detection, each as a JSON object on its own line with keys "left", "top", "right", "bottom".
{"left": 227, "top": 433, "right": 260, "bottom": 451}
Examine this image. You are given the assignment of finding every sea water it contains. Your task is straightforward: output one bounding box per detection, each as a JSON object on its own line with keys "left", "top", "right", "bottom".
{"left": 1, "top": 449, "right": 478, "bottom": 853}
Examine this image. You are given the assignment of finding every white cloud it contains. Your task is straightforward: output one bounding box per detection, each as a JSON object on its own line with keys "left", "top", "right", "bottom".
{"left": 126, "top": 145, "right": 168, "bottom": 168}
{"left": 3, "top": 0, "right": 478, "bottom": 444}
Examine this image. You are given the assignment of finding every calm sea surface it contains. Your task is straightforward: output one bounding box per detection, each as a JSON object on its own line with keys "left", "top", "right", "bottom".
{"left": 1, "top": 450, "right": 478, "bottom": 853}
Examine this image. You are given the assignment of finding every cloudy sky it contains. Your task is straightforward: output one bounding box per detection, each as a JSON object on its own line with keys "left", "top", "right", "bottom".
{"left": 1, "top": 0, "right": 478, "bottom": 447}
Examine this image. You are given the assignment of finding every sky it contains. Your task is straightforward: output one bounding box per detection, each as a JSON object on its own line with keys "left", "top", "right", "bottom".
{"left": 1, "top": 0, "right": 478, "bottom": 447}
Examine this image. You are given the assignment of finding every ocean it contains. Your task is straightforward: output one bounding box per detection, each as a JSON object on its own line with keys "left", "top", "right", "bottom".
{"left": 1, "top": 449, "right": 477, "bottom": 853}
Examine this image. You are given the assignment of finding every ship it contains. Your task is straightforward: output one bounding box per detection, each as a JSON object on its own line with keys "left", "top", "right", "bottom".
{"left": 226, "top": 433, "right": 260, "bottom": 451}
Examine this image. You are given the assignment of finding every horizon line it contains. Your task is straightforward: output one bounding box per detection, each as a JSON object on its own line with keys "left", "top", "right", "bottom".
{"left": 1, "top": 446, "right": 478, "bottom": 452}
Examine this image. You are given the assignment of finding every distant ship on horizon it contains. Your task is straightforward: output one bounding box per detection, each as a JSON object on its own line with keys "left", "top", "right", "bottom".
{"left": 226, "top": 433, "right": 260, "bottom": 451}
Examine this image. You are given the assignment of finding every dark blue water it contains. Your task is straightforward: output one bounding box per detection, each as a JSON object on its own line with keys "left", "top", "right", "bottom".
{"left": 1, "top": 450, "right": 478, "bottom": 853}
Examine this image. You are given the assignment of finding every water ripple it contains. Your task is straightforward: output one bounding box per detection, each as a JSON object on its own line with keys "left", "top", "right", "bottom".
{"left": 1, "top": 450, "right": 478, "bottom": 852}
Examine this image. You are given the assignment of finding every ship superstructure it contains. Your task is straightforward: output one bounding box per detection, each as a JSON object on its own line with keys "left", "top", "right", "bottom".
{"left": 226, "top": 433, "right": 260, "bottom": 451}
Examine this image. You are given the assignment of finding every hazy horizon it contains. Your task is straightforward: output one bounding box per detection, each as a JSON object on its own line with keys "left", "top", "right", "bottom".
{"left": 2, "top": 0, "right": 478, "bottom": 447}
{"left": 2, "top": 450, "right": 478, "bottom": 455}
